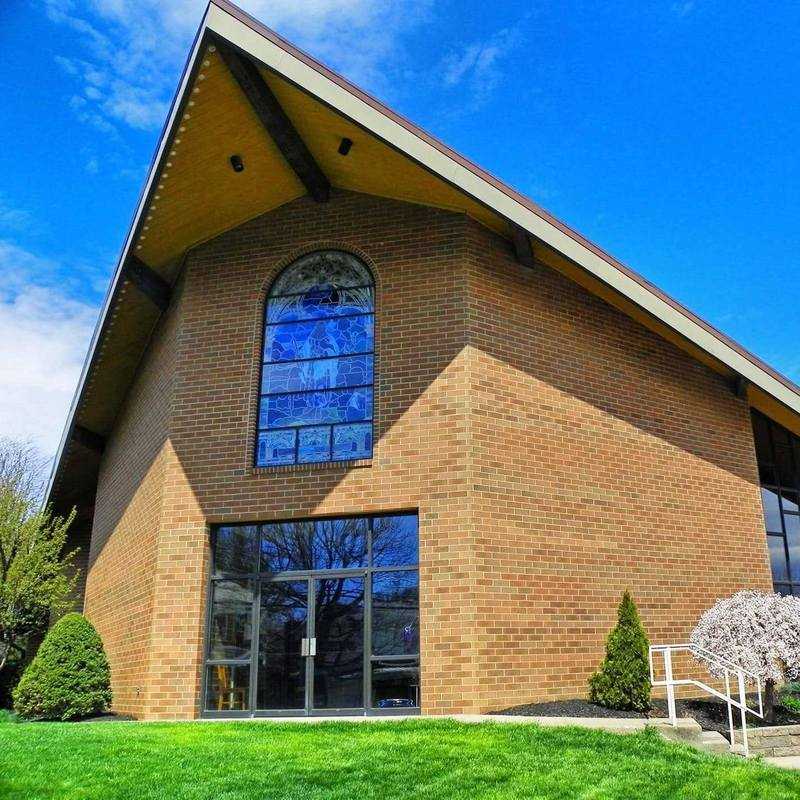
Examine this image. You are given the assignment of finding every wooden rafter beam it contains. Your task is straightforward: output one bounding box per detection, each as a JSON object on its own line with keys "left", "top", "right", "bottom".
{"left": 72, "top": 424, "right": 105, "bottom": 454}
{"left": 734, "top": 375, "right": 750, "bottom": 399}
{"left": 123, "top": 256, "right": 171, "bottom": 312}
{"left": 215, "top": 38, "right": 331, "bottom": 203}
{"left": 510, "top": 224, "right": 536, "bottom": 268}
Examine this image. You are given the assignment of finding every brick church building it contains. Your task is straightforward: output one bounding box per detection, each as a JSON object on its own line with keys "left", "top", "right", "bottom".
{"left": 47, "top": 0, "right": 800, "bottom": 719}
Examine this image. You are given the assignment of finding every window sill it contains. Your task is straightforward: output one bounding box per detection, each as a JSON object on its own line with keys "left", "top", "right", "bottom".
{"left": 250, "top": 458, "right": 373, "bottom": 475}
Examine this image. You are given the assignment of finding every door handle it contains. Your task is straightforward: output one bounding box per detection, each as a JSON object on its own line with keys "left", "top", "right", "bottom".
{"left": 301, "top": 638, "right": 317, "bottom": 656}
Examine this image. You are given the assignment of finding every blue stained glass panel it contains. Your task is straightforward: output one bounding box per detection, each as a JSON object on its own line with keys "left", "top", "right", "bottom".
{"left": 257, "top": 251, "right": 375, "bottom": 466}
{"left": 260, "top": 388, "right": 372, "bottom": 429}
{"left": 264, "top": 315, "right": 373, "bottom": 363}
{"left": 332, "top": 423, "right": 373, "bottom": 461}
{"left": 256, "top": 430, "right": 296, "bottom": 466}
{"left": 298, "top": 427, "right": 331, "bottom": 463}
{"left": 267, "top": 286, "right": 373, "bottom": 323}
{"left": 262, "top": 356, "right": 372, "bottom": 395}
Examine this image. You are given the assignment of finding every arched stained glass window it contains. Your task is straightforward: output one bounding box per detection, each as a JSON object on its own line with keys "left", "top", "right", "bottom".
{"left": 256, "top": 251, "right": 375, "bottom": 466}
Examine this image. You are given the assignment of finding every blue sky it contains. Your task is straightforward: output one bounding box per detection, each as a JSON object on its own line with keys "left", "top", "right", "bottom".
{"left": 1, "top": 0, "right": 799, "bottom": 457}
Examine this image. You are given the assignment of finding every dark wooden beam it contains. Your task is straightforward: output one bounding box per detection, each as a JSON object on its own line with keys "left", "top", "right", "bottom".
{"left": 123, "top": 256, "right": 171, "bottom": 312}
{"left": 734, "top": 375, "right": 750, "bottom": 399}
{"left": 215, "top": 39, "right": 330, "bottom": 202}
{"left": 510, "top": 224, "right": 536, "bottom": 268}
{"left": 72, "top": 424, "right": 105, "bottom": 454}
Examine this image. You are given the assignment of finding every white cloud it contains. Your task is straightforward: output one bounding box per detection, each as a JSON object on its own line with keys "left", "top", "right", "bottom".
{"left": 49, "top": 0, "right": 433, "bottom": 133}
{"left": 441, "top": 27, "right": 522, "bottom": 107}
{"left": 672, "top": 1, "right": 695, "bottom": 18}
{"left": 0, "top": 196, "right": 33, "bottom": 234}
{"left": 0, "top": 241, "right": 99, "bottom": 457}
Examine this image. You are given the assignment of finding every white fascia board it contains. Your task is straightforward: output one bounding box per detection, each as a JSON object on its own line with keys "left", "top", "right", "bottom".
{"left": 207, "top": 3, "right": 800, "bottom": 418}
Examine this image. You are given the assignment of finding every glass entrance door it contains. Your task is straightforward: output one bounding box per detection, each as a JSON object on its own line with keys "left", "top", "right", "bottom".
{"left": 256, "top": 575, "right": 366, "bottom": 713}
{"left": 312, "top": 576, "right": 365, "bottom": 710}
{"left": 257, "top": 579, "right": 309, "bottom": 711}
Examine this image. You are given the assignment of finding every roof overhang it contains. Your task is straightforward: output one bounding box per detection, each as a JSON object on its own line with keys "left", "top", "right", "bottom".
{"left": 46, "top": 0, "right": 800, "bottom": 511}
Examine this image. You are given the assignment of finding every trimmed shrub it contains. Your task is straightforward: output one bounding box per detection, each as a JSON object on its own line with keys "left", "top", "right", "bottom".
{"left": 781, "top": 694, "right": 800, "bottom": 715}
{"left": 589, "top": 591, "right": 651, "bottom": 711}
{"left": 13, "top": 614, "right": 112, "bottom": 721}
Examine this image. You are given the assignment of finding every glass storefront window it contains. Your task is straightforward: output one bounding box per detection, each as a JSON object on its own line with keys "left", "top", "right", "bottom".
{"left": 204, "top": 513, "right": 420, "bottom": 714}
{"left": 752, "top": 410, "right": 800, "bottom": 596}
{"left": 207, "top": 579, "right": 253, "bottom": 660}
{"left": 205, "top": 664, "right": 250, "bottom": 712}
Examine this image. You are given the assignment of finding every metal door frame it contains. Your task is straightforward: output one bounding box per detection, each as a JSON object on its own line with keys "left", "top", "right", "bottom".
{"left": 200, "top": 513, "right": 422, "bottom": 719}
{"left": 253, "top": 570, "right": 369, "bottom": 716}
{"left": 251, "top": 575, "right": 313, "bottom": 717}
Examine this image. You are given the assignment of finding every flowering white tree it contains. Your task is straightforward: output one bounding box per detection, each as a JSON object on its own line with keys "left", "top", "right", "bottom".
{"left": 690, "top": 590, "right": 800, "bottom": 721}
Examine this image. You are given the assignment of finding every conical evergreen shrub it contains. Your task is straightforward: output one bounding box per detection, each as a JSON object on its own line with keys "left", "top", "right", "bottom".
{"left": 13, "top": 613, "right": 112, "bottom": 720}
{"left": 588, "top": 591, "right": 651, "bottom": 711}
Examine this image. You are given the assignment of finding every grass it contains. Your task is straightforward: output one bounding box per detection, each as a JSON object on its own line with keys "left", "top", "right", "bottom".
{"left": 0, "top": 718, "right": 798, "bottom": 800}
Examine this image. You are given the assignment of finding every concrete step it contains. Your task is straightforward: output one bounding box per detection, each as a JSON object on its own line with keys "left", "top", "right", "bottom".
{"left": 698, "top": 730, "right": 731, "bottom": 754}
{"left": 647, "top": 717, "right": 702, "bottom": 734}
{"left": 651, "top": 719, "right": 746, "bottom": 757}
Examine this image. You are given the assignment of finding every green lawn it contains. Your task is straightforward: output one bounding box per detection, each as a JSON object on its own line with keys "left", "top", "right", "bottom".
{"left": 0, "top": 718, "right": 798, "bottom": 800}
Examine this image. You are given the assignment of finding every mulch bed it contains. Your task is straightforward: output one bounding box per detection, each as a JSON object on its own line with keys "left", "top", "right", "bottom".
{"left": 497, "top": 697, "right": 800, "bottom": 741}
{"left": 675, "top": 698, "right": 800, "bottom": 740}
{"left": 497, "top": 698, "right": 660, "bottom": 720}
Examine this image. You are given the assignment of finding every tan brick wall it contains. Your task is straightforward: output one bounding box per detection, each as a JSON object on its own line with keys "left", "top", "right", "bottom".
{"left": 463, "top": 219, "right": 771, "bottom": 710}
{"left": 83, "top": 292, "right": 178, "bottom": 716}
{"left": 139, "top": 191, "right": 477, "bottom": 718}
{"left": 82, "top": 189, "right": 772, "bottom": 719}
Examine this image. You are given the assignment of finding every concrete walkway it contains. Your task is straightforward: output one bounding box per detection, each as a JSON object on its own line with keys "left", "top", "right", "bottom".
{"left": 454, "top": 714, "right": 699, "bottom": 733}
{"left": 764, "top": 756, "right": 800, "bottom": 770}
{"left": 197, "top": 713, "right": 697, "bottom": 734}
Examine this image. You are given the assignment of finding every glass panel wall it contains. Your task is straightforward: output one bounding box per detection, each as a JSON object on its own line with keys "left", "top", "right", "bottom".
{"left": 203, "top": 513, "right": 420, "bottom": 714}
{"left": 752, "top": 410, "right": 800, "bottom": 596}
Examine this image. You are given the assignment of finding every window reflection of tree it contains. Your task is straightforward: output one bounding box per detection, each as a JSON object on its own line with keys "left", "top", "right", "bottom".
{"left": 371, "top": 515, "right": 418, "bottom": 567}
{"left": 312, "top": 518, "right": 367, "bottom": 569}
{"left": 215, "top": 525, "right": 258, "bottom": 573}
{"left": 258, "top": 581, "right": 307, "bottom": 708}
{"left": 314, "top": 578, "right": 364, "bottom": 705}
{"left": 261, "top": 523, "right": 314, "bottom": 571}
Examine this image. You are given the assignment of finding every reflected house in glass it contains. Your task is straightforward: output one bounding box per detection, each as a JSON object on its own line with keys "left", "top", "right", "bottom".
{"left": 43, "top": 0, "right": 800, "bottom": 720}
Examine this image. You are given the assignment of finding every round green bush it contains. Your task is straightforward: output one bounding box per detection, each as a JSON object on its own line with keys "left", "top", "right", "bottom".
{"left": 13, "top": 613, "right": 112, "bottom": 721}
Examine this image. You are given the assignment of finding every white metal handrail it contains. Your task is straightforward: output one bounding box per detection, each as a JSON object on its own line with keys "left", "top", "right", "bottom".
{"left": 649, "top": 643, "right": 763, "bottom": 757}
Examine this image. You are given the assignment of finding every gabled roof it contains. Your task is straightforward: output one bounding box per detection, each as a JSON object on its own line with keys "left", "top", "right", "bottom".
{"left": 47, "top": 0, "right": 800, "bottom": 511}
